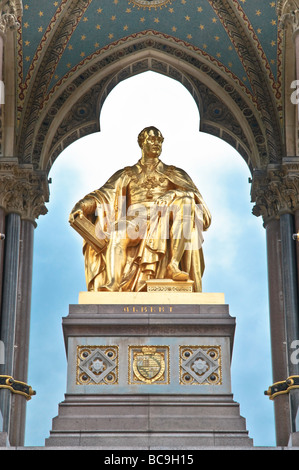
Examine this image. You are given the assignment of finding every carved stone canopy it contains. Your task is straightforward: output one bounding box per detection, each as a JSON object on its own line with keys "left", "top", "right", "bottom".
{"left": 0, "top": 159, "right": 49, "bottom": 225}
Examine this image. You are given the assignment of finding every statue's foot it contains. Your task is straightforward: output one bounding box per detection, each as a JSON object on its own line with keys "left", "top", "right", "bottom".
{"left": 166, "top": 263, "right": 189, "bottom": 281}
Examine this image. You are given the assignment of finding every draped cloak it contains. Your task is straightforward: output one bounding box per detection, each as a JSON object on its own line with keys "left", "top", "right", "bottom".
{"left": 81, "top": 159, "right": 211, "bottom": 292}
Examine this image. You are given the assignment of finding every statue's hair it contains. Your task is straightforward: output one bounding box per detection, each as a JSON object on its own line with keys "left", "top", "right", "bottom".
{"left": 137, "top": 126, "right": 164, "bottom": 148}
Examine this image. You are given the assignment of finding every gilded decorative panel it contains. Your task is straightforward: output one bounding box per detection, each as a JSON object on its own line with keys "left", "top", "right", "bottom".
{"left": 128, "top": 345, "right": 170, "bottom": 385}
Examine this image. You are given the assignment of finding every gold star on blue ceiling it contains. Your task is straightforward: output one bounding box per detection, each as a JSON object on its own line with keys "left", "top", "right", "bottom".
{"left": 20, "top": 0, "right": 280, "bottom": 97}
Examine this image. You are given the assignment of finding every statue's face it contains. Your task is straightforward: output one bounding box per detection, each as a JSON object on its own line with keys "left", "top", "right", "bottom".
{"left": 142, "top": 129, "right": 163, "bottom": 158}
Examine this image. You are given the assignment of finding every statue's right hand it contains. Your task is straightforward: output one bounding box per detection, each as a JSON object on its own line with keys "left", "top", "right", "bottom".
{"left": 69, "top": 197, "right": 96, "bottom": 224}
{"left": 69, "top": 208, "right": 83, "bottom": 224}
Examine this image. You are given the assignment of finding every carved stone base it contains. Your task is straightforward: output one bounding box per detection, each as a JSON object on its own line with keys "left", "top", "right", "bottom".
{"left": 45, "top": 292, "right": 253, "bottom": 448}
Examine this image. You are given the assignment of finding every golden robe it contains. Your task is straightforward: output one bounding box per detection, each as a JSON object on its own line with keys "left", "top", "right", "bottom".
{"left": 81, "top": 159, "right": 211, "bottom": 292}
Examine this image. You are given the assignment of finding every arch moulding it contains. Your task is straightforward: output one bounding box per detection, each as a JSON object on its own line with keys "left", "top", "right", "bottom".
{"left": 18, "top": 32, "right": 277, "bottom": 181}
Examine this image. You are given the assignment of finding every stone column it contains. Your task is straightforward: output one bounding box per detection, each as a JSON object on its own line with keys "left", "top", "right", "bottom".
{"left": 265, "top": 218, "right": 291, "bottom": 445}
{"left": 0, "top": 2, "right": 23, "bottom": 327}
{"left": 0, "top": 207, "right": 5, "bottom": 313}
{"left": 280, "top": 213, "right": 299, "bottom": 431}
{"left": 0, "top": 161, "right": 48, "bottom": 444}
{"left": 295, "top": 209, "right": 299, "bottom": 293}
{"left": 0, "top": 212, "right": 21, "bottom": 434}
{"left": 10, "top": 219, "right": 34, "bottom": 446}
{"left": 252, "top": 162, "right": 299, "bottom": 443}
{"left": 0, "top": 2, "right": 21, "bottom": 329}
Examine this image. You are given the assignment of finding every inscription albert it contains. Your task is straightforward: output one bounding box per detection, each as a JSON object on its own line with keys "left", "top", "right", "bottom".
{"left": 123, "top": 305, "right": 173, "bottom": 313}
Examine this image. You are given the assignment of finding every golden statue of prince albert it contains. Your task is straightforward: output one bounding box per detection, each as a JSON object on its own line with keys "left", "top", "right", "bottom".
{"left": 69, "top": 126, "right": 211, "bottom": 293}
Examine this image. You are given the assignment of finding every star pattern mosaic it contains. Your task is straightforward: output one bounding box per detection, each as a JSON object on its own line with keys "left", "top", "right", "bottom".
{"left": 239, "top": 0, "right": 278, "bottom": 71}
{"left": 19, "top": 0, "right": 280, "bottom": 97}
{"left": 21, "top": 0, "right": 60, "bottom": 75}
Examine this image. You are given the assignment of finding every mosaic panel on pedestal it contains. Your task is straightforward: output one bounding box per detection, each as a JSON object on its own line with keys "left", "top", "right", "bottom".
{"left": 75, "top": 343, "right": 222, "bottom": 388}
{"left": 76, "top": 345, "right": 118, "bottom": 385}
{"left": 180, "top": 345, "right": 222, "bottom": 385}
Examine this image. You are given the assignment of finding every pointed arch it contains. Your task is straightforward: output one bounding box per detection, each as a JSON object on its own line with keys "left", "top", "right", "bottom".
{"left": 18, "top": 32, "right": 273, "bottom": 176}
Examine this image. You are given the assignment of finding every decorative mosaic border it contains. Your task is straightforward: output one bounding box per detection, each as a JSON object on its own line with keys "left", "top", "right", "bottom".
{"left": 17, "top": 0, "right": 91, "bottom": 121}
{"left": 228, "top": 0, "right": 282, "bottom": 103}
{"left": 43, "top": 29, "right": 255, "bottom": 110}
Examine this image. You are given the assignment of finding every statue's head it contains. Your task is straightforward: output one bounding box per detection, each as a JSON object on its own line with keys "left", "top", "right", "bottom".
{"left": 138, "top": 126, "right": 164, "bottom": 149}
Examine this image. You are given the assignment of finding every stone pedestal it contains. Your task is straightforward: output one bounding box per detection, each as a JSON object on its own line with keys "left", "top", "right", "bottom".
{"left": 45, "top": 292, "right": 253, "bottom": 448}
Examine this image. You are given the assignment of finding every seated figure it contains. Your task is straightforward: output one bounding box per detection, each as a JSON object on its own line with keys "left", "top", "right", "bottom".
{"left": 69, "top": 126, "right": 211, "bottom": 292}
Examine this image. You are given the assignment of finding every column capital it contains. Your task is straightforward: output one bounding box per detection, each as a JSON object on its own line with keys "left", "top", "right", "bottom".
{"left": 0, "top": 160, "right": 49, "bottom": 225}
{"left": 251, "top": 159, "right": 299, "bottom": 224}
{"left": 0, "top": 0, "right": 22, "bottom": 36}
{"left": 277, "top": 1, "right": 299, "bottom": 35}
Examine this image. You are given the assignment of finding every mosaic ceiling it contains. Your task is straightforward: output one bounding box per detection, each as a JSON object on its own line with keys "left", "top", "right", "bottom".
{"left": 14, "top": 0, "right": 285, "bottom": 171}
{"left": 18, "top": 0, "right": 280, "bottom": 102}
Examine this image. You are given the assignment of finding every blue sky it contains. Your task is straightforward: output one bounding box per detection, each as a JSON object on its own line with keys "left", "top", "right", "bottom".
{"left": 25, "top": 71, "right": 275, "bottom": 447}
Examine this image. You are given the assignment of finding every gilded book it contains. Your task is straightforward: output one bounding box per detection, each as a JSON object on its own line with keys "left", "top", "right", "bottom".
{"left": 70, "top": 214, "right": 107, "bottom": 252}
